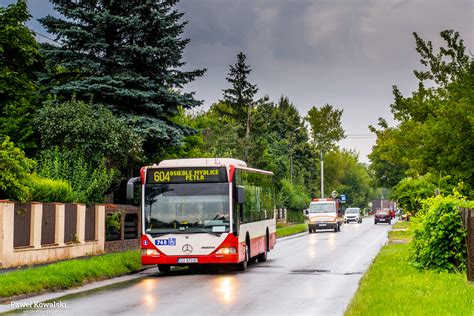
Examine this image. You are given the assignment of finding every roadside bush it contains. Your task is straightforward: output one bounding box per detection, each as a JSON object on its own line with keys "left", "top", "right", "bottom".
{"left": 0, "top": 137, "right": 36, "bottom": 202}
{"left": 106, "top": 212, "right": 122, "bottom": 241}
{"left": 36, "top": 99, "right": 143, "bottom": 169}
{"left": 410, "top": 194, "right": 473, "bottom": 271}
{"left": 287, "top": 210, "right": 306, "bottom": 223}
{"left": 277, "top": 179, "right": 310, "bottom": 212}
{"left": 392, "top": 174, "right": 436, "bottom": 215}
{"left": 29, "top": 175, "right": 74, "bottom": 203}
{"left": 36, "top": 148, "right": 116, "bottom": 204}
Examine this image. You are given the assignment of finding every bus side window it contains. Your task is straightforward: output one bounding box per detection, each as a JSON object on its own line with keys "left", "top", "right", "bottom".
{"left": 239, "top": 204, "right": 244, "bottom": 223}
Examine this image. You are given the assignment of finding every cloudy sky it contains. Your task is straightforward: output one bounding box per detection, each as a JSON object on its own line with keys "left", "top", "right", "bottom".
{"left": 3, "top": 0, "right": 473, "bottom": 162}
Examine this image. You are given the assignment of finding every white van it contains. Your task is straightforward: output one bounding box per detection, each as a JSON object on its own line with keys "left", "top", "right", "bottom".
{"left": 305, "top": 198, "right": 344, "bottom": 233}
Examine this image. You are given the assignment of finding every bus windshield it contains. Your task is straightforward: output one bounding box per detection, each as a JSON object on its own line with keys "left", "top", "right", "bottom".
{"left": 309, "top": 202, "right": 336, "bottom": 213}
{"left": 144, "top": 182, "right": 230, "bottom": 236}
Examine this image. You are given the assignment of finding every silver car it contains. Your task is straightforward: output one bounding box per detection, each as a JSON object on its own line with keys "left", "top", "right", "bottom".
{"left": 344, "top": 207, "right": 362, "bottom": 223}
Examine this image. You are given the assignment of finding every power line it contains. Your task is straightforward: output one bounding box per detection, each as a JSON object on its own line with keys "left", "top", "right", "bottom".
{"left": 33, "top": 30, "right": 61, "bottom": 45}
{"left": 344, "top": 134, "right": 377, "bottom": 139}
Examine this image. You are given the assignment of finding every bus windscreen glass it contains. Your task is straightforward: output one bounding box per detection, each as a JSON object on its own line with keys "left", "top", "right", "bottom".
{"left": 144, "top": 182, "right": 230, "bottom": 236}
{"left": 309, "top": 202, "right": 336, "bottom": 213}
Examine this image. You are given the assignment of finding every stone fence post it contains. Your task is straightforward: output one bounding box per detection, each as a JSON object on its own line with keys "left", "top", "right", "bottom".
{"left": 459, "top": 207, "right": 473, "bottom": 282}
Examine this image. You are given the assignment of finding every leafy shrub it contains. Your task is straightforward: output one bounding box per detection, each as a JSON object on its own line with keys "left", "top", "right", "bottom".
{"left": 0, "top": 137, "right": 36, "bottom": 202}
{"left": 392, "top": 174, "right": 436, "bottom": 215}
{"left": 29, "top": 174, "right": 74, "bottom": 203}
{"left": 36, "top": 99, "right": 143, "bottom": 169}
{"left": 36, "top": 148, "right": 116, "bottom": 204}
{"left": 106, "top": 212, "right": 122, "bottom": 241}
{"left": 410, "top": 194, "right": 473, "bottom": 271}
{"left": 277, "top": 179, "right": 310, "bottom": 212}
{"left": 287, "top": 210, "right": 306, "bottom": 223}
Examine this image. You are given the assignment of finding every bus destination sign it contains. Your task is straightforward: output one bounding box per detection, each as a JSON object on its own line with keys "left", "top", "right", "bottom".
{"left": 146, "top": 167, "right": 228, "bottom": 184}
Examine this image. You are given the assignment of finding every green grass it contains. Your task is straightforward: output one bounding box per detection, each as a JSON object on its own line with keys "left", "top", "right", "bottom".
{"left": 0, "top": 250, "right": 141, "bottom": 298}
{"left": 346, "top": 223, "right": 473, "bottom": 315}
{"left": 388, "top": 229, "right": 413, "bottom": 242}
{"left": 276, "top": 223, "right": 307, "bottom": 238}
{"left": 393, "top": 220, "right": 410, "bottom": 229}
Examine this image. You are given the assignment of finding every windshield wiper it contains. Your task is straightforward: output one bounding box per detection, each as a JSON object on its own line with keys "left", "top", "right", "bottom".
{"left": 183, "top": 227, "right": 223, "bottom": 236}
{"left": 148, "top": 231, "right": 175, "bottom": 237}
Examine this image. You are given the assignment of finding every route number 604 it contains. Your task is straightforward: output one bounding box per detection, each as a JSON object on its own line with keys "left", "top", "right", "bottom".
{"left": 154, "top": 171, "right": 170, "bottom": 182}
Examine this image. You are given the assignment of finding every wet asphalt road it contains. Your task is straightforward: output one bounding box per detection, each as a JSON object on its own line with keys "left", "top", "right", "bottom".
{"left": 14, "top": 217, "right": 392, "bottom": 316}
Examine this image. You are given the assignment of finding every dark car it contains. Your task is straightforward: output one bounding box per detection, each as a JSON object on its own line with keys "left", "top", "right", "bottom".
{"left": 374, "top": 209, "right": 391, "bottom": 225}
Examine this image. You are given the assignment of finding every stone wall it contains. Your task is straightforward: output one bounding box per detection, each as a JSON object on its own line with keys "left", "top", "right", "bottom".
{"left": 0, "top": 202, "right": 105, "bottom": 268}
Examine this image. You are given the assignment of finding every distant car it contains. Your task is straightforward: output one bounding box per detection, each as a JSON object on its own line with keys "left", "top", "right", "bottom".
{"left": 374, "top": 209, "right": 392, "bottom": 225}
{"left": 344, "top": 207, "right": 362, "bottom": 224}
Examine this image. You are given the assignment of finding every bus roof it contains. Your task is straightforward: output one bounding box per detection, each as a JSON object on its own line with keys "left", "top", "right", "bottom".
{"left": 157, "top": 158, "right": 247, "bottom": 168}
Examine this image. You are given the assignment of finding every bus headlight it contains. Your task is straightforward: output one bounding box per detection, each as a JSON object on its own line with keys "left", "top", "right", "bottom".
{"left": 142, "top": 249, "right": 160, "bottom": 257}
{"left": 216, "top": 247, "right": 237, "bottom": 255}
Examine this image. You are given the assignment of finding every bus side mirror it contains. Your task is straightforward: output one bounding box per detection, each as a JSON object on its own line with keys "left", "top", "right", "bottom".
{"left": 126, "top": 177, "right": 141, "bottom": 200}
{"left": 304, "top": 209, "right": 309, "bottom": 217}
{"left": 236, "top": 186, "right": 246, "bottom": 204}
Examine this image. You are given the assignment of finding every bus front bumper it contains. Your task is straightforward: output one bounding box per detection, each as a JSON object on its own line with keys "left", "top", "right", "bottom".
{"left": 141, "top": 252, "right": 240, "bottom": 265}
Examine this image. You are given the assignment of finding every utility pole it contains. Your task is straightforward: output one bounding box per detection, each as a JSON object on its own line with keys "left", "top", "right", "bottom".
{"left": 290, "top": 145, "right": 294, "bottom": 185}
{"left": 289, "top": 127, "right": 301, "bottom": 185}
{"left": 320, "top": 150, "right": 324, "bottom": 198}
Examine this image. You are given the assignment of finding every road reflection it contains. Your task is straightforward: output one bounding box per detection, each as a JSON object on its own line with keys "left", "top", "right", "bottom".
{"left": 213, "top": 276, "right": 238, "bottom": 305}
{"left": 328, "top": 233, "right": 337, "bottom": 250}
{"left": 308, "top": 234, "right": 318, "bottom": 259}
{"left": 140, "top": 278, "right": 159, "bottom": 308}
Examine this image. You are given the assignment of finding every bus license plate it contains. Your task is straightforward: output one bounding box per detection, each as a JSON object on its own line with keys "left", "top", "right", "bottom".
{"left": 178, "top": 258, "right": 198, "bottom": 263}
{"left": 318, "top": 224, "right": 326, "bottom": 227}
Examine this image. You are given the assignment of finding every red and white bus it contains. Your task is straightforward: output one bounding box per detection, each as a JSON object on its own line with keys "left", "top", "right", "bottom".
{"left": 127, "top": 158, "right": 276, "bottom": 272}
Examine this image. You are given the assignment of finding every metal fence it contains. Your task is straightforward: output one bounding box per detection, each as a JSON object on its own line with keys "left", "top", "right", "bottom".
{"left": 64, "top": 203, "right": 78, "bottom": 243}
{"left": 13, "top": 203, "right": 31, "bottom": 248}
{"left": 41, "top": 203, "right": 56, "bottom": 245}
{"left": 85, "top": 206, "right": 96, "bottom": 241}
{"left": 459, "top": 207, "right": 473, "bottom": 282}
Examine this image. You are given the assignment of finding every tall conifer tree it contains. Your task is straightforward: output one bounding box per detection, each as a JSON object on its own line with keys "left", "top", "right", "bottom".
{"left": 39, "top": 0, "right": 205, "bottom": 155}
{"left": 221, "top": 52, "right": 258, "bottom": 139}
{"left": 0, "top": 0, "right": 42, "bottom": 152}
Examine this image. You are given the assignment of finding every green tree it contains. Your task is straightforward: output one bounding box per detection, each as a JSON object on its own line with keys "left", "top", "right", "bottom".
{"left": 253, "top": 96, "right": 316, "bottom": 191}
{"left": 0, "top": 0, "right": 43, "bottom": 151}
{"left": 369, "top": 30, "right": 473, "bottom": 191}
{"left": 391, "top": 174, "right": 437, "bottom": 214}
{"left": 306, "top": 104, "right": 345, "bottom": 197}
{"left": 306, "top": 104, "right": 345, "bottom": 152}
{"left": 36, "top": 99, "right": 143, "bottom": 170}
{"left": 368, "top": 121, "right": 413, "bottom": 188}
{"left": 324, "top": 149, "right": 373, "bottom": 208}
{"left": 0, "top": 137, "right": 36, "bottom": 202}
{"left": 221, "top": 52, "right": 258, "bottom": 160}
{"left": 39, "top": 0, "right": 205, "bottom": 157}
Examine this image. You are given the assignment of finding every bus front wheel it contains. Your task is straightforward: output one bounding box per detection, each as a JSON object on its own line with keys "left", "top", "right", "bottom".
{"left": 237, "top": 245, "right": 249, "bottom": 271}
